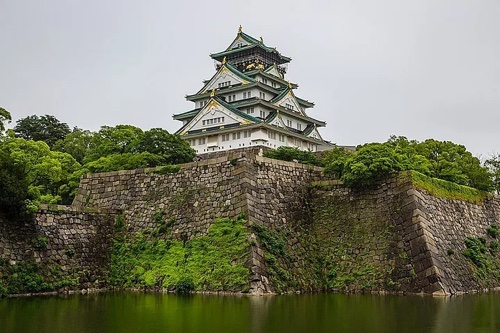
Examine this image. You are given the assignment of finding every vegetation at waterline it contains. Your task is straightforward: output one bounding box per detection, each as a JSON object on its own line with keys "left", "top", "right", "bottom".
{"left": 0, "top": 109, "right": 195, "bottom": 220}
{"left": 0, "top": 259, "right": 78, "bottom": 297}
{"left": 110, "top": 217, "right": 250, "bottom": 292}
{"left": 462, "top": 224, "right": 500, "bottom": 282}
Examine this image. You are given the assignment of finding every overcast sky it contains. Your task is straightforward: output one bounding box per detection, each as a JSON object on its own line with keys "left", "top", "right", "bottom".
{"left": 1, "top": 0, "right": 499, "bottom": 157}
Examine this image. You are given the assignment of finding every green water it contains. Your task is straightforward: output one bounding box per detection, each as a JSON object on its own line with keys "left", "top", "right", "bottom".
{"left": 1, "top": 292, "right": 499, "bottom": 333}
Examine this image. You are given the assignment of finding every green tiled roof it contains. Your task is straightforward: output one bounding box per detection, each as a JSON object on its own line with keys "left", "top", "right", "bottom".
{"left": 172, "top": 108, "right": 200, "bottom": 121}
{"left": 210, "top": 31, "right": 291, "bottom": 62}
{"left": 269, "top": 87, "right": 314, "bottom": 109}
{"left": 214, "top": 96, "right": 261, "bottom": 123}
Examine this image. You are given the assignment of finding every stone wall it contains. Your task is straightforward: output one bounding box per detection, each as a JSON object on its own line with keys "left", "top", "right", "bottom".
{"left": 412, "top": 190, "right": 500, "bottom": 294}
{"left": 1, "top": 152, "right": 499, "bottom": 295}
{"left": 71, "top": 151, "right": 326, "bottom": 294}
{"left": 301, "top": 173, "right": 500, "bottom": 295}
{"left": 0, "top": 206, "right": 117, "bottom": 290}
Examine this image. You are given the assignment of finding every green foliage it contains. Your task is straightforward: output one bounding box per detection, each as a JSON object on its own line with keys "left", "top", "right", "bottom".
{"left": 487, "top": 225, "right": 499, "bottom": 239}
{"left": 415, "top": 139, "right": 492, "bottom": 191}
{"left": 14, "top": 115, "right": 70, "bottom": 148}
{"left": 85, "top": 152, "right": 163, "bottom": 173}
{"left": 175, "top": 278, "right": 194, "bottom": 293}
{"left": 485, "top": 153, "right": 500, "bottom": 194}
{"left": 0, "top": 137, "right": 82, "bottom": 207}
{"left": 34, "top": 236, "right": 48, "bottom": 250}
{"left": 114, "top": 214, "right": 125, "bottom": 232}
{"left": 264, "top": 146, "right": 323, "bottom": 166}
{"left": 340, "top": 143, "right": 406, "bottom": 187}
{"left": 110, "top": 217, "right": 250, "bottom": 292}
{"left": 0, "top": 107, "right": 12, "bottom": 134}
{"left": 463, "top": 237, "right": 490, "bottom": 275}
{"left": 0, "top": 260, "right": 77, "bottom": 296}
{"left": 322, "top": 147, "right": 353, "bottom": 178}
{"left": 324, "top": 136, "right": 494, "bottom": 192}
{"left": 154, "top": 165, "right": 181, "bottom": 175}
{"left": 0, "top": 148, "right": 33, "bottom": 219}
{"left": 137, "top": 128, "right": 196, "bottom": 165}
{"left": 65, "top": 247, "right": 76, "bottom": 258}
{"left": 53, "top": 127, "right": 93, "bottom": 164}
{"left": 84, "top": 125, "right": 144, "bottom": 163}
{"left": 250, "top": 224, "right": 288, "bottom": 258}
{"left": 250, "top": 224, "right": 292, "bottom": 292}
{"left": 410, "top": 171, "right": 490, "bottom": 203}
{"left": 83, "top": 125, "right": 194, "bottom": 172}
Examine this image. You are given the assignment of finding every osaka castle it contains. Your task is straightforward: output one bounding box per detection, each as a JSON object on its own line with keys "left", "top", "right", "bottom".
{"left": 173, "top": 26, "right": 327, "bottom": 154}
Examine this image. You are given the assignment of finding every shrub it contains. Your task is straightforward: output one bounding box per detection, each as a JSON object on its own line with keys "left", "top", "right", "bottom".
{"left": 264, "top": 147, "right": 322, "bottom": 166}
{"left": 487, "top": 225, "right": 499, "bottom": 239}
{"left": 114, "top": 214, "right": 125, "bottom": 231}
{"left": 34, "top": 237, "right": 48, "bottom": 250}
{"left": 155, "top": 165, "right": 181, "bottom": 175}
{"left": 175, "top": 278, "right": 194, "bottom": 293}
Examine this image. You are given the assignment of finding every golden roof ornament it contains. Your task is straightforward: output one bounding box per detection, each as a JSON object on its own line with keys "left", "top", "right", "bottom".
{"left": 210, "top": 89, "right": 215, "bottom": 97}
{"left": 288, "top": 81, "right": 292, "bottom": 89}
{"left": 222, "top": 56, "right": 226, "bottom": 65}
{"left": 238, "top": 25, "right": 242, "bottom": 34}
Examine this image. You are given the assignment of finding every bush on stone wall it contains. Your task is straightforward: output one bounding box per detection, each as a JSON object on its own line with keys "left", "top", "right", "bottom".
{"left": 324, "top": 136, "right": 494, "bottom": 191}
{"left": 264, "top": 147, "right": 323, "bottom": 166}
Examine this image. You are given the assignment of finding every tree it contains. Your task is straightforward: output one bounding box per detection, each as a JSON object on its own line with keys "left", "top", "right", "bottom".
{"left": 84, "top": 125, "right": 143, "bottom": 163}
{"left": 53, "top": 127, "right": 94, "bottom": 164}
{"left": 485, "top": 154, "right": 500, "bottom": 194}
{"left": 340, "top": 143, "right": 405, "bottom": 187}
{"left": 322, "top": 147, "right": 353, "bottom": 178}
{"left": 0, "top": 107, "right": 11, "bottom": 134}
{"left": 137, "top": 128, "right": 196, "bottom": 164}
{"left": 0, "top": 149, "right": 32, "bottom": 219}
{"left": 1, "top": 137, "right": 82, "bottom": 206}
{"left": 84, "top": 152, "right": 163, "bottom": 173}
{"left": 84, "top": 125, "right": 196, "bottom": 167}
{"left": 323, "top": 136, "right": 493, "bottom": 191}
{"left": 415, "top": 139, "right": 492, "bottom": 191}
{"left": 14, "top": 114, "right": 70, "bottom": 148}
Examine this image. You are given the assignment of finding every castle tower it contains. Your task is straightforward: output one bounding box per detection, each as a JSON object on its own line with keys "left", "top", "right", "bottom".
{"left": 173, "top": 26, "right": 327, "bottom": 154}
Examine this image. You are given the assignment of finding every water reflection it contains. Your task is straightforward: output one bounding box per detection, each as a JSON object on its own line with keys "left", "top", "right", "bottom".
{"left": 0, "top": 292, "right": 499, "bottom": 333}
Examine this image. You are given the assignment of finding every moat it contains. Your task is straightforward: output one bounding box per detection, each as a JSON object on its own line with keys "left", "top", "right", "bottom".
{"left": 1, "top": 292, "right": 499, "bottom": 333}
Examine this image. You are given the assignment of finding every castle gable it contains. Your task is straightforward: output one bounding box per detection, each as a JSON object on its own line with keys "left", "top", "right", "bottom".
{"left": 197, "top": 64, "right": 254, "bottom": 95}
{"left": 179, "top": 98, "right": 257, "bottom": 135}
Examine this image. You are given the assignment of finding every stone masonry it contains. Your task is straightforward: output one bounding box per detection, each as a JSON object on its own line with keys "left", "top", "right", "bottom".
{"left": 1, "top": 151, "right": 499, "bottom": 295}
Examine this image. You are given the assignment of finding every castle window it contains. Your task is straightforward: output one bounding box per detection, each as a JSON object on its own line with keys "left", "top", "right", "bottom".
{"left": 232, "top": 132, "right": 241, "bottom": 140}
{"left": 248, "top": 91, "right": 251, "bottom": 98}
{"left": 285, "top": 103, "right": 294, "bottom": 111}
{"left": 260, "top": 110, "right": 266, "bottom": 118}
{"left": 297, "top": 123, "right": 302, "bottom": 131}
{"left": 243, "top": 92, "right": 246, "bottom": 99}
{"left": 221, "top": 133, "right": 230, "bottom": 141}
{"left": 246, "top": 107, "right": 254, "bottom": 114}
{"left": 287, "top": 119, "right": 293, "bottom": 127}
{"left": 268, "top": 132, "right": 276, "bottom": 140}
{"left": 198, "top": 138, "right": 206, "bottom": 145}
{"left": 218, "top": 81, "right": 230, "bottom": 88}
{"left": 243, "top": 130, "right": 251, "bottom": 138}
{"left": 259, "top": 92, "right": 266, "bottom": 99}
